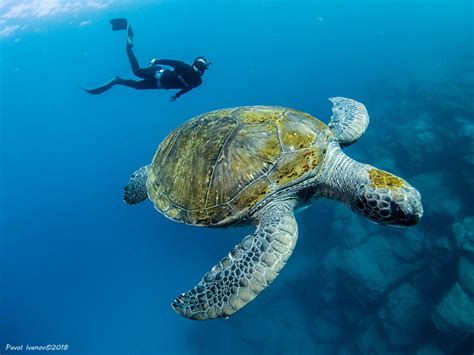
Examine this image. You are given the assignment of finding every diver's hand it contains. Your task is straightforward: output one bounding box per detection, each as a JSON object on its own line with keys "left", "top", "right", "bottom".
{"left": 169, "top": 95, "right": 177, "bottom": 102}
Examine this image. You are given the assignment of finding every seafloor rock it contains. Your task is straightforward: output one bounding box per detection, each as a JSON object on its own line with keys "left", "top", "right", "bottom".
{"left": 319, "top": 246, "right": 343, "bottom": 304}
{"left": 339, "top": 235, "right": 421, "bottom": 306}
{"left": 432, "top": 282, "right": 474, "bottom": 334}
{"left": 459, "top": 257, "right": 474, "bottom": 295}
{"left": 411, "top": 172, "right": 463, "bottom": 218}
{"left": 357, "top": 321, "right": 398, "bottom": 355}
{"left": 342, "top": 302, "right": 364, "bottom": 326}
{"left": 234, "top": 301, "right": 320, "bottom": 355}
{"left": 310, "top": 314, "right": 345, "bottom": 343}
{"left": 462, "top": 122, "right": 474, "bottom": 164}
{"left": 452, "top": 216, "right": 474, "bottom": 256}
{"left": 457, "top": 116, "right": 474, "bottom": 140}
{"left": 391, "top": 228, "right": 425, "bottom": 263}
{"left": 415, "top": 343, "right": 445, "bottom": 355}
{"left": 378, "top": 282, "right": 428, "bottom": 348}
{"left": 312, "top": 342, "right": 339, "bottom": 355}
{"left": 318, "top": 307, "right": 346, "bottom": 327}
{"left": 257, "top": 322, "right": 319, "bottom": 355}
{"left": 417, "top": 130, "right": 442, "bottom": 150}
{"left": 395, "top": 112, "right": 444, "bottom": 163}
{"left": 374, "top": 157, "right": 396, "bottom": 172}
{"left": 411, "top": 234, "right": 458, "bottom": 302}
{"left": 337, "top": 338, "right": 359, "bottom": 355}
{"left": 423, "top": 234, "right": 458, "bottom": 282}
{"left": 464, "top": 154, "right": 474, "bottom": 165}
{"left": 331, "top": 207, "right": 371, "bottom": 249}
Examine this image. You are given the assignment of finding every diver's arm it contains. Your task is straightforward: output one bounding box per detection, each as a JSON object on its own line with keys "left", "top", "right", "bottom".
{"left": 170, "top": 87, "right": 192, "bottom": 101}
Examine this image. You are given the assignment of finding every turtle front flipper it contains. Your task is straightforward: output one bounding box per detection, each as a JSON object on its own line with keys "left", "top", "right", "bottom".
{"left": 328, "top": 97, "right": 369, "bottom": 147}
{"left": 172, "top": 201, "right": 298, "bottom": 320}
{"left": 123, "top": 165, "right": 149, "bottom": 205}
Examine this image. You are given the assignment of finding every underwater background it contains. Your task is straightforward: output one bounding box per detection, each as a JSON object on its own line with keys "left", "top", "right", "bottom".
{"left": 1, "top": 0, "right": 473, "bottom": 354}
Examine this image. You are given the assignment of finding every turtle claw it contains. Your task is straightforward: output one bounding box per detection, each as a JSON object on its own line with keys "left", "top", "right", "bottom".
{"left": 171, "top": 298, "right": 185, "bottom": 314}
{"left": 172, "top": 295, "right": 200, "bottom": 319}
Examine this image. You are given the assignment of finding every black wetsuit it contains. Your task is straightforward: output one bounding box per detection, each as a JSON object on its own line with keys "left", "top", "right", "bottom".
{"left": 118, "top": 45, "right": 202, "bottom": 99}
{"left": 83, "top": 19, "right": 207, "bottom": 98}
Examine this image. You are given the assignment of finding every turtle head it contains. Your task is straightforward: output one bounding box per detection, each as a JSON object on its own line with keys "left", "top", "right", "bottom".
{"left": 352, "top": 168, "right": 423, "bottom": 226}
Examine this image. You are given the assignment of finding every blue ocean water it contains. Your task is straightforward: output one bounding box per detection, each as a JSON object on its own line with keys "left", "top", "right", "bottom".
{"left": 1, "top": 0, "right": 473, "bottom": 354}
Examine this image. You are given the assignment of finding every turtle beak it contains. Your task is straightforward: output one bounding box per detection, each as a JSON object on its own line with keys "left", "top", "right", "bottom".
{"left": 388, "top": 187, "right": 423, "bottom": 227}
{"left": 402, "top": 213, "right": 421, "bottom": 226}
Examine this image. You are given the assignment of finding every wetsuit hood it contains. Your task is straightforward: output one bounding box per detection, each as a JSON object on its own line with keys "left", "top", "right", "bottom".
{"left": 193, "top": 56, "right": 210, "bottom": 74}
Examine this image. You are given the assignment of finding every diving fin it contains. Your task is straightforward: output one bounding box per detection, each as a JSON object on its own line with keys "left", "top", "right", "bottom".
{"left": 79, "top": 77, "right": 120, "bottom": 95}
{"left": 110, "top": 18, "right": 128, "bottom": 31}
{"left": 110, "top": 18, "right": 134, "bottom": 46}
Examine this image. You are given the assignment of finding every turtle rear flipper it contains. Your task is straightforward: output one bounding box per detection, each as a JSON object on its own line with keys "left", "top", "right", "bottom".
{"left": 328, "top": 97, "right": 369, "bottom": 147}
{"left": 124, "top": 165, "right": 149, "bottom": 205}
{"left": 172, "top": 201, "right": 298, "bottom": 320}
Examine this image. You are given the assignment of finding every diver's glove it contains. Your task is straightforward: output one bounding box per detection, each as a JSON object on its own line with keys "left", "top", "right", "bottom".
{"left": 169, "top": 95, "right": 177, "bottom": 102}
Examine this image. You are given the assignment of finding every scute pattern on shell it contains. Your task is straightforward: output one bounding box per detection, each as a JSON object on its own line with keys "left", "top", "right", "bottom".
{"left": 147, "top": 106, "right": 332, "bottom": 226}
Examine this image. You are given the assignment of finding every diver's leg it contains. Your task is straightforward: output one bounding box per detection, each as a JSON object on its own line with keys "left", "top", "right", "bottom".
{"left": 126, "top": 43, "right": 155, "bottom": 80}
{"left": 125, "top": 43, "right": 142, "bottom": 77}
{"left": 116, "top": 78, "right": 157, "bottom": 90}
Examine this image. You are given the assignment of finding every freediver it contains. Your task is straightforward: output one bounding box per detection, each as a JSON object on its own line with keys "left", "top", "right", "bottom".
{"left": 82, "top": 18, "right": 211, "bottom": 101}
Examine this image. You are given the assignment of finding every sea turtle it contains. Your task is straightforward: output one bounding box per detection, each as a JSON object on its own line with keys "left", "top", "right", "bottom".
{"left": 124, "top": 97, "right": 423, "bottom": 320}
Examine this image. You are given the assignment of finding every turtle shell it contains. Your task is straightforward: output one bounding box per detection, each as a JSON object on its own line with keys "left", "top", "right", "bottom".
{"left": 147, "top": 106, "right": 333, "bottom": 226}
